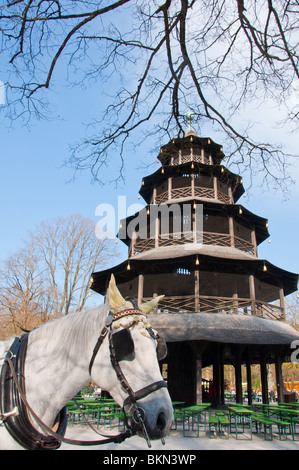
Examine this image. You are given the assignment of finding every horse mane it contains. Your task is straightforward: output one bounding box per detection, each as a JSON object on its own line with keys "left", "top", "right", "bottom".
{"left": 28, "top": 304, "right": 110, "bottom": 366}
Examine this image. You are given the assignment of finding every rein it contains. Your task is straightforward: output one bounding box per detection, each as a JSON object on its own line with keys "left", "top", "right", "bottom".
{"left": 0, "top": 308, "right": 168, "bottom": 449}
{"left": 2, "top": 353, "right": 141, "bottom": 448}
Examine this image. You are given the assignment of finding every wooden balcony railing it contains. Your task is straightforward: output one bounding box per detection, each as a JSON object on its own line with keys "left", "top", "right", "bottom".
{"left": 132, "top": 231, "right": 254, "bottom": 255}
{"left": 172, "top": 153, "right": 210, "bottom": 166}
{"left": 142, "top": 295, "right": 284, "bottom": 321}
{"left": 133, "top": 237, "right": 155, "bottom": 255}
{"left": 155, "top": 187, "right": 230, "bottom": 204}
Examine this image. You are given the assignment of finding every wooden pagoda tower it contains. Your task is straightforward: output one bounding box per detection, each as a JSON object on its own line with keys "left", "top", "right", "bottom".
{"left": 91, "top": 125, "right": 299, "bottom": 407}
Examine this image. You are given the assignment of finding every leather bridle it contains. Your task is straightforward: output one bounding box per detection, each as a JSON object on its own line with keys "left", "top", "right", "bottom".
{"left": 89, "top": 309, "right": 168, "bottom": 447}
{"left": 0, "top": 309, "right": 168, "bottom": 449}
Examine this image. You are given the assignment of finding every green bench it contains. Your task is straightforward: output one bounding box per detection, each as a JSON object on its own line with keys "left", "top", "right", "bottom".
{"left": 252, "top": 413, "right": 291, "bottom": 441}
{"left": 208, "top": 415, "right": 218, "bottom": 438}
{"left": 218, "top": 415, "right": 230, "bottom": 439}
{"left": 252, "top": 414, "right": 274, "bottom": 440}
{"left": 266, "top": 417, "right": 292, "bottom": 440}
{"left": 208, "top": 414, "right": 230, "bottom": 439}
{"left": 171, "top": 410, "right": 184, "bottom": 430}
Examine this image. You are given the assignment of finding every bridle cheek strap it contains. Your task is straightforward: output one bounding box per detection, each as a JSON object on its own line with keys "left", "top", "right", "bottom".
{"left": 88, "top": 312, "right": 113, "bottom": 376}
{"left": 89, "top": 310, "right": 169, "bottom": 448}
{"left": 108, "top": 327, "right": 167, "bottom": 448}
{"left": 108, "top": 327, "right": 167, "bottom": 408}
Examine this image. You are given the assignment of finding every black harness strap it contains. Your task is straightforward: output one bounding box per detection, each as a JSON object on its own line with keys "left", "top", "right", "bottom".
{"left": 0, "top": 334, "right": 67, "bottom": 450}
{"left": 88, "top": 312, "right": 113, "bottom": 375}
{"left": 2, "top": 353, "right": 142, "bottom": 447}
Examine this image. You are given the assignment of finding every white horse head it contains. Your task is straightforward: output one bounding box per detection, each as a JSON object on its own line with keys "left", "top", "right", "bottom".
{"left": 0, "top": 275, "right": 173, "bottom": 449}
{"left": 89, "top": 275, "right": 173, "bottom": 441}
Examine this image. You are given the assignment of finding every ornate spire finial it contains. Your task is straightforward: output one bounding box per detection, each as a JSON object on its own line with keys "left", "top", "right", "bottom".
{"left": 185, "top": 109, "right": 195, "bottom": 131}
{"left": 184, "top": 109, "right": 198, "bottom": 137}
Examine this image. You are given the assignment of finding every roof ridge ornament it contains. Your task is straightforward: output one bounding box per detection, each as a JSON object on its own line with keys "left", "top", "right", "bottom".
{"left": 184, "top": 109, "right": 198, "bottom": 137}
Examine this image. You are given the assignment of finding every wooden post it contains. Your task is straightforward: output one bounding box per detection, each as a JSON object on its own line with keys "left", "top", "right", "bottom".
{"left": 260, "top": 355, "right": 269, "bottom": 404}
{"left": 228, "top": 185, "right": 233, "bottom": 204}
{"left": 168, "top": 176, "right": 172, "bottom": 200}
{"left": 194, "top": 342, "right": 208, "bottom": 404}
{"left": 233, "top": 293, "right": 239, "bottom": 314}
{"left": 137, "top": 274, "right": 144, "bottom": 305}
{"left": 220, "top": 347, "right": 225, "bottom": 405}
{"left": 195, "top": 270, "right": 199, "bottom": 312}
{"left": 279, "top": 287, "right": 286, "bottom": 320}
{"left": 155, "top": 215, "right": 160, "bottom": 248}
{"left": 213, "top": 176, "right": 218, "bottom": 200}
{"left": 251, "top": 227, "right": 257, "bottom": 257}
{"left": 193, "top": 206, "right": 197, "bottom": 244}
{"left": 167, "top": 342, "right": 196, "bottom": 406}
{"left": 213, "top": 344, "right": 221, "bottom": 406}
{"left": 229, "top": 216, "right": 235, "bottom": 248}
{"left": 275, "top": 349, "right": 284, "bottom": 403}
{"left": 196, "top": 354, "right": 202, "bottom": 404}
{"left": 246, "top": 355, "right": 253, "bottom": 406}
{"left": 249, "top": 274, "right": 256, "bottom": 315}
{"left": 235, "top": 348, "right": 243, "bottom": 404}
{"left": 191, "top": 173, "right": 195, "bottom": 197}
{"left": 131, "top": 231, "right": 136, "bottom": 257}
{"left": 152, "top": 186, "right": 157, "bottom": 204}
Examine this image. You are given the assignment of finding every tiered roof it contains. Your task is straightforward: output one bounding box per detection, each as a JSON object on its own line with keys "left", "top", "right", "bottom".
{"left": 91, "top": 129, "right": 298, "bottom": 322}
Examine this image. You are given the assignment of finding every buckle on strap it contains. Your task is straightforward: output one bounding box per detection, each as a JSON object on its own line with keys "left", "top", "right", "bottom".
{"left": 106, "top": 311, "right": 113, "bottom": 326}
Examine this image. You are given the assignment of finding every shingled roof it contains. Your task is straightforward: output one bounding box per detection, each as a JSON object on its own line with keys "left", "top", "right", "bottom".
{"left": 148, "top": 312, "right": 299, "bottom": 345}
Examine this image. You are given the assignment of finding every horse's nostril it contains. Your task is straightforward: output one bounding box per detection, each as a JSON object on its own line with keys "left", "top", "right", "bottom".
{"left": 156, "top": 411, "right": 166, "bottom": 431}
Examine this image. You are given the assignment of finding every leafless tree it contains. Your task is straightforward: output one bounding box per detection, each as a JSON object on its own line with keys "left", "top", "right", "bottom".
{"left": 1, "top": 1, "right": 298, "bottom": 191}
{"left": 0, "top": 214, "right": 116, "bottom": 338}
{"left": 0, "top": 243, "right": 53, "bottom": 338}
{"left": 286, "top": 293, "right": 299, "bottom": 331}
{"left": 30, "top": 214, "right": 115, "bottom": 315}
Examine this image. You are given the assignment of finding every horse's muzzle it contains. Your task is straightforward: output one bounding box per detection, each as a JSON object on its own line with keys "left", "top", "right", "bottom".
{"left": 135, "top": 406, "right": 172, "bottom": 440}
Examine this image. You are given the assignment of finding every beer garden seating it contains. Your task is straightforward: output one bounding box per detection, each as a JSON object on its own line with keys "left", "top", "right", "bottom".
{"left": 66, "top": 396, "right": 299, "bottom": 442}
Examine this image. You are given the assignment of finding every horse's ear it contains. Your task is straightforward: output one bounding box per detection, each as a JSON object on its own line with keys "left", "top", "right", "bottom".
{"left": 139, "top": 295, "right": 164, "bottom": 314}
{"left": 108, "top": 274, "right": 132, "bottom": 314}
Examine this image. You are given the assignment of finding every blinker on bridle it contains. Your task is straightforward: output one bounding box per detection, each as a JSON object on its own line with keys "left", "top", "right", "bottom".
{"left": 111, "top": 321, "right": 167, "bottom": 363}
{"left": 89, "top": 308, "right": 167, "bottom": 373}
{"left": 113, "top": 297, "right": 167, "bottom": 362}
{"left": 88, "top": 308, "right": 168, "bottom": 448}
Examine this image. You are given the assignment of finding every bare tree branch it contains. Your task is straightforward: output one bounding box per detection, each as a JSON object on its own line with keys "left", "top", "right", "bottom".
{"left": 1, "top": 0, "right": 298, "bottom": 192}
{"left": 0, "top": 214, "right": 117, "bottom": 338}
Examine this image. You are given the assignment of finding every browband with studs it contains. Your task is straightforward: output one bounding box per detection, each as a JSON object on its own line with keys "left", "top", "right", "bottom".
{"left": 112, "top": 309, "right": 144, "bottom": 321}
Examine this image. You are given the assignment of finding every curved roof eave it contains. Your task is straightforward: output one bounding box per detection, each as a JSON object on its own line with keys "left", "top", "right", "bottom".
{"left": 148, "top": 312, "right": 299, "bottom": 345}
{"left": 91, "top": 252, "right": 298, "bottom": 296}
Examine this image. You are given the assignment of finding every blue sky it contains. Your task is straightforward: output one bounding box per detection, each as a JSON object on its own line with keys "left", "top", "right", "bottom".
{"left": 0, "top": 75, "right": 298, "bottom": 298}
{"left": 0, "top": 83, "right": 147, "bottom": 265}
